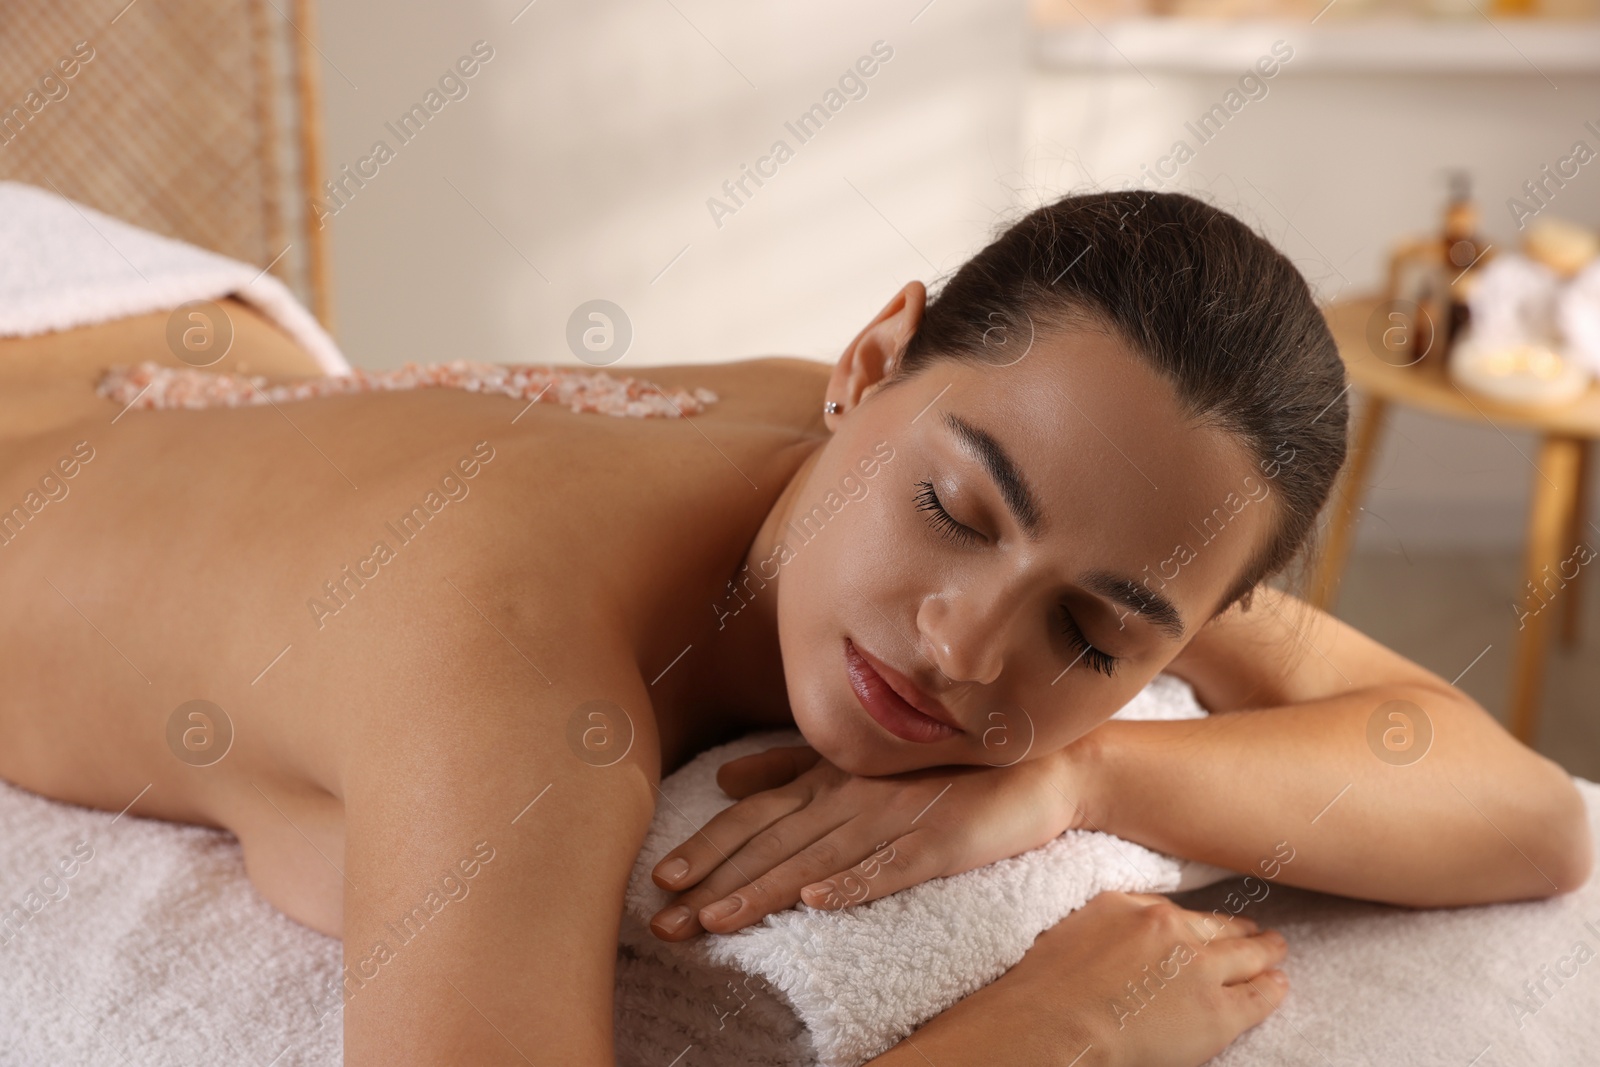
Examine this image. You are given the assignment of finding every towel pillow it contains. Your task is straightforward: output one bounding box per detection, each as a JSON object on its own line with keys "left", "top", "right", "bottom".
{"left": 615, "top": 672, "right": 1236, "bottom": 1067}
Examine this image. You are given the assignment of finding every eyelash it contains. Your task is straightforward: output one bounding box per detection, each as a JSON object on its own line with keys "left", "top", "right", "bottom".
{"left": 913, "top": 479, "right": 981, "bottom": 546}
{"left": 912, "top": 480, "right": 1119, "bottom": 677}
{"left": 1059, "top": 608, "right": 1119, "bottom": 677}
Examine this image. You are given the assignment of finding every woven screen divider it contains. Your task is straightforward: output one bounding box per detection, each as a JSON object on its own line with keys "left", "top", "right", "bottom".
{"left": 0, "top": 0, "right": 333, "bottom": 328}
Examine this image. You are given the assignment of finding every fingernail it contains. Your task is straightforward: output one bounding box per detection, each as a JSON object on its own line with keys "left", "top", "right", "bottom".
{"left": 658, "top": 857, "right": 690, "bottom": 883}
{"left": 654, "top": 905, "right": 692, "bottom": 934}
{"left": 701, "top": 896, "right": 741, "bottom": 923}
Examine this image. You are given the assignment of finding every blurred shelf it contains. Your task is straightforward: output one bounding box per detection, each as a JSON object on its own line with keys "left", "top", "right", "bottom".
{"left": 1032, "top": 18, "right": 1600, "bottom": 74}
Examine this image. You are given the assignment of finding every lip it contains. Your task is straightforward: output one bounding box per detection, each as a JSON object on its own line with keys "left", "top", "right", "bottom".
{"left": 844, "top": 638, "right": 961, "bottom": 744}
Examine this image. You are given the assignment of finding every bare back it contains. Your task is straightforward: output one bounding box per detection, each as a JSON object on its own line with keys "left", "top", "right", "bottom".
{"left": 0, "top": 309, "right": 830, "bottom": 1063}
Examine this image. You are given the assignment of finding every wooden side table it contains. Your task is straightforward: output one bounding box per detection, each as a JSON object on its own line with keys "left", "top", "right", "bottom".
{"left": 1311, "top": 297, "right": 1597, "bottom": 745}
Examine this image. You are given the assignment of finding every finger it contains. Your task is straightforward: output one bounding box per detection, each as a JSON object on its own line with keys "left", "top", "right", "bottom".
{"left": 694, "top": 827, "right": 898, "bottom": 935}
{"left": 650, "top": 809, "right": 852, "bottom": 940}
{"left": 651, "top": 860, "right": 755, "bottom": 941}
{"left": 1222, "top": 967, "right": 1289, "bottom": 1031}
{"left": 796, "top": 829, "right": 937, "bottom": 913}
{"left": 1138, "top": 894, "right": 1262, "bottom": 944}
{"left": 1207, "top": 929, "right": 1288, "bottom": 986}
{"left": 651, "top": 788, "right": 807, "bottom": 891}
{"left": 716, "top": 746, "right": 821, "bottom": 800}
{"left": 1180, "top": 909, "right": 1261, "bottom": 942}
{"left": 1124, "top": 892, "right": 1254, "bottom": 920}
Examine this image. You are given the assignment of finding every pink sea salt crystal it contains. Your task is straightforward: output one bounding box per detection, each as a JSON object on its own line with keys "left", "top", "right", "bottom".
{"left": 96, "top": 361, "right": 718, "bottom": 419}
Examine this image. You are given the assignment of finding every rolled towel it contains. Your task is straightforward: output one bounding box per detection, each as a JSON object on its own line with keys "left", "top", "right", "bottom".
{"left": 615, "top": 673, "right": 1236, "bottom": 1067}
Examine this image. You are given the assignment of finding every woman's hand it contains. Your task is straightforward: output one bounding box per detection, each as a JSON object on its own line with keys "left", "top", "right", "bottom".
{"left": 648, "top": 742, "right": 1093, "bottom": 940}
{"left": 871, "top": 891, "right": 1289, "bottom": 1067}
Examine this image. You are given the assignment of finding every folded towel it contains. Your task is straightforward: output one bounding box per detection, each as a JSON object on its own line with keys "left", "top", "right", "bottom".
{"left": 0, "top": 180, "right": 349, "bottom": 376}
{"left": 616, "top": 673, "right": 1237, "bottom": 1067}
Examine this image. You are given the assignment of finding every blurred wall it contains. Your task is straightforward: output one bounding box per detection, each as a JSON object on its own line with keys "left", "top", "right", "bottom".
{"left": 314, "top": 0, "right": 1025, "bottom": 371}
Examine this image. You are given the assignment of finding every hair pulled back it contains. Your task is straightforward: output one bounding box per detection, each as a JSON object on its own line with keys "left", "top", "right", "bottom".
{"left": 897, "top": 190, "right": 1347, "bottom": 615}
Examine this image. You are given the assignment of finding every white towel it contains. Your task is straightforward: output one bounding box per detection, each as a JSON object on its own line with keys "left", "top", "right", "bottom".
{"left": 0, "top": 782, "right": 343, "bottom": 1067}
{"left": 616, "top": 673, "right": 1236, "bottom": 1067}
{"left": 0, "top": 180, "right": 350, "bottom": 376}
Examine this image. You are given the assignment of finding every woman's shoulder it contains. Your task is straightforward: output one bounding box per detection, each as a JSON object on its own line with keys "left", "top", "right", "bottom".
{"left": 447, "top": 358, "right": 823, "bottom": 694}
{"left": 477, "top": 356, "right": 827, "bottom": 567}
{"left": 630, "top": 356, "right": 830, "bottom": 429}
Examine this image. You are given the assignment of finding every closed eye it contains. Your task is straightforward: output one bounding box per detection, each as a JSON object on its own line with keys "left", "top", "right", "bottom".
{"left": 914, "top": 479, "right": 983, "bottom": 546}
{"left": 1059, "top": 607, "right": 1118, "bottom": 677}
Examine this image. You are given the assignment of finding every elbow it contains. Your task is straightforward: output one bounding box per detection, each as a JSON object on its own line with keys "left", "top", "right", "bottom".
{"left": 1529, "top": 774, "right": 1594, "bottom": 898}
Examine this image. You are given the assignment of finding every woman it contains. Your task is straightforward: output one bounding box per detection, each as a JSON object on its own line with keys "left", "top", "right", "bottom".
{"left": 0, "top": 190, "right": 1588, "bottom": 1067}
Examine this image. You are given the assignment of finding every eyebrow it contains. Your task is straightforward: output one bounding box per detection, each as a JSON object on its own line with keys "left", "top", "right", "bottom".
{"left": 941, "top": 412, "right": 1044, "bottom": 539}
{"left": 1079, "top": 570, "right": 1186, "bottom": 641}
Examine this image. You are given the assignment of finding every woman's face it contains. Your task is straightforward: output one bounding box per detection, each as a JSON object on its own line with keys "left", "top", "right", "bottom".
{"left": 769, "top": 290, "right": 1280, "bottom": 777}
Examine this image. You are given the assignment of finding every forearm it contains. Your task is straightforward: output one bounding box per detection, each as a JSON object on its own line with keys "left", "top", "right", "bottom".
{"left": 1072, "top": 682, "right": 1594, "bottom": 906}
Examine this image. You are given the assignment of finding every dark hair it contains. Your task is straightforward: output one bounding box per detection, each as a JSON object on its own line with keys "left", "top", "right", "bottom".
{"left": 896, "top": 190, "right": 1347, "bottom": 617}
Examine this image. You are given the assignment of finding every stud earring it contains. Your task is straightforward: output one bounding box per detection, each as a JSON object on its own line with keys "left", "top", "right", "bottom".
{"left": 824, "top": 401, "right": 842, "bottom": 415}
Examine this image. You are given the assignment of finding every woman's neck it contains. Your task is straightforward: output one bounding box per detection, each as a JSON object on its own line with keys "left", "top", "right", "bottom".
{"left": 661, "top": 439, "right": 829, "bottom": 760}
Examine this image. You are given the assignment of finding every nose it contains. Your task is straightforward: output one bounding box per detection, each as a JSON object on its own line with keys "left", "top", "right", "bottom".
{"left": 916, "top": 588, "right": 1011, "bottom": 687}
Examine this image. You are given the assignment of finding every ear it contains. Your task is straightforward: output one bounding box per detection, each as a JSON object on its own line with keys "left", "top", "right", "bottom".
{"left": 823, "top": 281, "right": 926, "bottom": 432}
